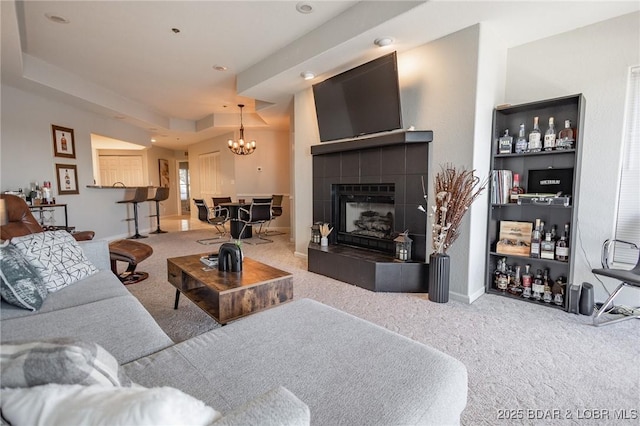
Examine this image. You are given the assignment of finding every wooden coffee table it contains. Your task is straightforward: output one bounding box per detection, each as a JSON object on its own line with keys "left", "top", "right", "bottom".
{"left": 167, "top": 253, "right": 293, "bottom": 324}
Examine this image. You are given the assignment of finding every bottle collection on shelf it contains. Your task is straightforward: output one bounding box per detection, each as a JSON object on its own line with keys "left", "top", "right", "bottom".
{"left": 528, "top": 220, "right": 570, "bottom": 261}
{"left": 493, "top": 257, "right": 566, "bottom": 306}
{"left": 498, "top": 116, "right": 576, "bottom": 155}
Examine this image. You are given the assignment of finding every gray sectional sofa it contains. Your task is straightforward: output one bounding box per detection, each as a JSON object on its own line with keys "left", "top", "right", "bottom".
{"left": 1, "top": 239, "right": 468, "bottom": 425}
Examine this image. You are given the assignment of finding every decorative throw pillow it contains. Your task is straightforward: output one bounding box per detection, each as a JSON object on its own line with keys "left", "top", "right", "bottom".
{"left": 0, "top": 384, "right": 222, "bottom": 426}
{"left": 0, "top": 338, "right": 131, "bottom": 388}
{"left": 11, "top": 230, "right": 98, "bottom": 292}
{"left": 0, "top": 241, "right": 47, "bottom": 311}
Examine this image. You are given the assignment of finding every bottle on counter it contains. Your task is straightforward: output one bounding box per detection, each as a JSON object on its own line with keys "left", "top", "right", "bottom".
{"left": 515, "top": 123, "right": 528, "bottom": 154}
{"left": 544, "top": 117, "right": 556, "bottom": 151}
{"left": 528, "top": 116, "right": 542, "bottom": 152}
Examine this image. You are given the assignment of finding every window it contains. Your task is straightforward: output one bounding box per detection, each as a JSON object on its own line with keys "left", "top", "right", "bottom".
{"left": 199, "top": 152, "right": 220, "bottom": 196}
{"left": 613, "top": 65, "right": 640, "bottom": 265}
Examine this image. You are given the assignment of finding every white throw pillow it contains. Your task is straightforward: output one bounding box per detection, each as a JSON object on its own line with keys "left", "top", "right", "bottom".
{"left": 0, "top": 384, "right": 222, "bottom": 426}
{"left": 11, "top": 230, "right": 98, "bottom": 292}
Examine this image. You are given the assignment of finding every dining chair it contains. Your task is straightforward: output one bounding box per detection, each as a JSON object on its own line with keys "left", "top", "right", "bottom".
{"left": 193, "top": 198, "right": 229, "bottom": 243}
{"left": 262, "top": 194, "right": 285, "bottom": 236}
{"left": 237, "top": 198, "right": 273, "bottom": 244}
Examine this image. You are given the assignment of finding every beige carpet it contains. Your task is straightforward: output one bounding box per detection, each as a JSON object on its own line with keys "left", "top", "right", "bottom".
{"left": 126, "top": 229, "right": 639, "bottom": 425}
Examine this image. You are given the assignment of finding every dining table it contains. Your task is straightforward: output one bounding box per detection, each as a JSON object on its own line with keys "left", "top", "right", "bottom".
{"left": 220, "top": 202, "right": 252, "bottom": 239}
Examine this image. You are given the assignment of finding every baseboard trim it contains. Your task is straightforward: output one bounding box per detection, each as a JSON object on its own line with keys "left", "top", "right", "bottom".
{"left": 449, "top": 287, "right": 486, "bottom": 304}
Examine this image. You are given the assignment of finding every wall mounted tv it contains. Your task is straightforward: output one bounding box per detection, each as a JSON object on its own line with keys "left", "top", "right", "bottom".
{"left": 313, "top": 51, "right": 402, "bottom": 142}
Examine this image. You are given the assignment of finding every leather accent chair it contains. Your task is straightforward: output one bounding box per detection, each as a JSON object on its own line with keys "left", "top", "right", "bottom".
{"left": 0, "top": 194, "right": 94, "bottom": 241}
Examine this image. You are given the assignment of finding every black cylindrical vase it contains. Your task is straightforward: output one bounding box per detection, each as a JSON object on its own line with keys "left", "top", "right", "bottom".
{"left": 428, "top": 253, "right": 450, "bottom": 303}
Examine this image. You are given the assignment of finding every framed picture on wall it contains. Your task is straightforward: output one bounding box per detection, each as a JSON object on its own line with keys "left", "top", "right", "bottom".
{"left": 159, "top": 159, "right": 170, "bottom": 187}
{"left": 55, "top": 164, "right": 79, "bottom": 195}
{"left": 51, "top": 125, "right": 76, "bottom": 158}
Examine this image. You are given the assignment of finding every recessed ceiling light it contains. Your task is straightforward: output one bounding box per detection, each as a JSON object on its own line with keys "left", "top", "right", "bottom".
{"left": 374, "top": 37, "right": 394, "bottom": 47}
{"left": 296, "top": 2, "right": 313, "bottom": 14}
{"left": 45, "top": 13, "right": 70, "bottom": 24}
{"left": 213, "top": 65, "right": 228, "bottom": 71}
{"left": 151, "top": 138, "right": 157, "bottom": 143}
{"left": 300, "top": 71, "right": 315, "bottom": 80}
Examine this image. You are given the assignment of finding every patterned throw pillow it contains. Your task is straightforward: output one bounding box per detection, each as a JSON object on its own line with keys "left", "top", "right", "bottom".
{"left": 11, "top": 231, "right": 98, "bottom": 292}
{"left": 0, "top": 241, "right": 48, "bottom": 311}
{"left": 0, "top": 338, "right": 131, "bottom": 388}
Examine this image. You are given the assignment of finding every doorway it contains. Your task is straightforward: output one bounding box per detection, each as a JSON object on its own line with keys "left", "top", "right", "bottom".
{"left": 179, "top": 161, "right": 190, "bottom": 215}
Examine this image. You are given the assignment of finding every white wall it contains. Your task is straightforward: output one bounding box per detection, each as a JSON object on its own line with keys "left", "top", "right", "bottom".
{"left": 505, "top": 12, "right": 640, "bottom": 306}
{"left": 1, "top": 84, "right": 155, "bottom": 239}
{"left": 293, "top": 88, "right": 318, "bottom": 256}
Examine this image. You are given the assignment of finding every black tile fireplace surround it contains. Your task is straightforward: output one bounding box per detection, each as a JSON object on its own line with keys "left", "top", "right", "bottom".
{"left": 309, "top": 130, "right": 433, "bottom": 292}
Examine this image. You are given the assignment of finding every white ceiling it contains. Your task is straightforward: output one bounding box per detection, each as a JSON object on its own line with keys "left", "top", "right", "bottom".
{"left": 2, "top": 1, "right": 639, "bottom": 150}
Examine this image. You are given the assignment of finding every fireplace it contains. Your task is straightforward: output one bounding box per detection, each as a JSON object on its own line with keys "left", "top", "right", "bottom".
{"left": 334, "top": 183, "right": 395, "bottom": 254}
{"left": 308, "top": 130, "right": 433, "bottom": 292}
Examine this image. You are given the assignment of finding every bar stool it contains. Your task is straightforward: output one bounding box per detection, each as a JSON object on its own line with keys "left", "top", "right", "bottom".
{"left": 117, "top": 187, "right": 149, "bottom": 239}
{"left": 148, "top": 187, "right": 170, "bottom": 234}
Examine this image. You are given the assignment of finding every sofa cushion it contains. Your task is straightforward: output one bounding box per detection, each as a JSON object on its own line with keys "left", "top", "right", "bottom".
{"left": 0, "top": 241, "right": 47, "bottom": 311}
{"left": 0, "top": 338, "right": 130, "bottom": 388}
{"left": 1, "top": 296, "right": 174, "bottom": 364}
{"left": 11, "top": 231, "right": 98, "bottom": 292}
{"left": 124, "top": 298, "right": 468, "bottom": 425}
{"left": 0, "top": 384, "right": 221, "bottom": 426}
{"left": 1, "top": 270, "right": 129, "bottom": 320}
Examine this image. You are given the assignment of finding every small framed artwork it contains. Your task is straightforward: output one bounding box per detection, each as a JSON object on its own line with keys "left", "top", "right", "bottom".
{"left": 158, "top": 159, "right": 170, "bottom": 187}
{"left": 55, "top": 164, "right": 79, "bottom": 195}
{"left": 52, "top": 125, "right": 76, "bottom": 158}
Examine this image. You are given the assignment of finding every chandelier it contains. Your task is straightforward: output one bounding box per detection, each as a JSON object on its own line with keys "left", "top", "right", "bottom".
{"left": 227, "top": 104, "right": 256, "bottom": 155}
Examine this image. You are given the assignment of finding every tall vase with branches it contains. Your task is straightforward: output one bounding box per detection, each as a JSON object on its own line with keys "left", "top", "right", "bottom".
{"left": 424, "top": 164, "right": 486, "bottom": 302}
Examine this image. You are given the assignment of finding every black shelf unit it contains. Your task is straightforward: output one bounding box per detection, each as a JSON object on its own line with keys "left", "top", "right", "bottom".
{"left": 485, "top": 94, "right": 585, "bottom": 310}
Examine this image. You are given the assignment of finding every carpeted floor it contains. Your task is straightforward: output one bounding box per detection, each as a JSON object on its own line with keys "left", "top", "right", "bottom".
{"left": 126, "top": 229, "right": 639, "bottom": 425}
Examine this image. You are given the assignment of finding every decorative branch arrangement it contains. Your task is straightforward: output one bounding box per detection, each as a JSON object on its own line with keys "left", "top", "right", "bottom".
{"left": 320, "top": 223, "right": 333, "bottom": 237}
{"left": 430, "top": 164, "right": 487, "bottom": 254}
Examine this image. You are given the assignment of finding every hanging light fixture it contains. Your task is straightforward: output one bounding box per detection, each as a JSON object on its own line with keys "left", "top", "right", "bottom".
{"left": 228, "top": 104, "right": 256, "bottom": 155}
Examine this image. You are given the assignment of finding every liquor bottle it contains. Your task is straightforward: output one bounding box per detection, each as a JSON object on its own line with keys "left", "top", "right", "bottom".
{"left": 555, "top": 223, "right": 570, "bottom": 262}
{"left": 510, "top": 173, "right": 524, "bottom": 203}
{"left": 522, "top": 264, "right": 532, "bottom": 298}
{"left": 550, "top": 224, "right": 558, "bottom": 242}
{"left": 541, "top": 231, "right": 556, "bottom": 260}
{"left": 528, "top": 116, "right": 542, "bottom": 152}
{"left": 557, "top": 120, "right": 575, "bottom": 150}
{"left": 543, "top": 117, "right": 556, "bottom": 151}
{"left": 530, "top": 219, "right": 541, "bottom": 259}
{"left": 515, "top": 123, "right": 528, "bottom": 154}
{"left": 509, "top": 265, "right": 522, "bottom": 295}
{"left": 532, "top": 269, "right": 544, "bottom": 301}
{"left": 553, "top": 276, "right": 566, "bottom": 306}
{"left": 543, "top": 269, "right": 553, "bottom": 303}
{"left": 498, "top": 130, "right": 513, "bottom": 154}
{"left": 495, "top": 258, "right": 508, "bottom": 292}
{"left": 61, "top": 133, "right": 68, "bottom": 151}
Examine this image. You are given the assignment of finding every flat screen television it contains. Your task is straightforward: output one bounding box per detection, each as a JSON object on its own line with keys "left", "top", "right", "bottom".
{"left": 313, "top": 51, "right": 402, "bottom": 142}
